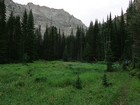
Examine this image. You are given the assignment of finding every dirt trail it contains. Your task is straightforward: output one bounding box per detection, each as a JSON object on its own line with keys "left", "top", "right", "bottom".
{"left": 113, "top": 79, "right": 131, "bottom": 105}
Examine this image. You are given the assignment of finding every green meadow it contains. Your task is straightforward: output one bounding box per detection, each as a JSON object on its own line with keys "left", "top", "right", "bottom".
{"left": 0, "top": 61, "right": 140, "bottom": 105}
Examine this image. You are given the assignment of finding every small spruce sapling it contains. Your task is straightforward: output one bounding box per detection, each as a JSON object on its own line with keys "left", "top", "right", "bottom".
{"left": 102, "top": 73, "right": 112, "bottom": 87}
{"left": 103, "top": 73, "right": 108, "bottom": 87}
{"left": 75, "top": 74, "right": 82, "bottom": 89}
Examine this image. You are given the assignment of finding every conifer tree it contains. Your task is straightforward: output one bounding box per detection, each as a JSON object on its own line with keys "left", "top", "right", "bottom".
{"left": 97, "top": 22, "right": 106, "bottom": 60}
{"left": 21, "top": 9, "right": 28, "bottom": 62}
{"left": 76, "top": 27, "right": 81, "bottom": 60}
{"left": 76, "top": 27, "right": 85, "bottom": 61}
{"left": 57, "top": 29, "right": 62, "bottom": 59}
{"left": 93, "top": 20, "right": 99, "bottom": 60}
{"left": 75, "top": 74, "right": 82, "bottom": 89}
{"left": 112, "top": 16, "right": 120, "bottom": 60}
{"left": 35, "top": 25, "right": 42, "bottom": 59}
{"left": 118, "top": 10, "right": 127, "bottom": 60}
{"left": 6, "top": 12, "right": 15, "bottom": 62}
{"left": 131, "top": 0, "right": 140, "bottom": 68}
{"left": 43, "top": 25, "right": 49, "bottom": 60}
{"left": 26, "top": 10, "right": 36, "bottom": 61}
{"left": 63, "top": 45, "right": 69, "bottom": 61}
{"left": 83, "top": 43, "right": 93, "bottom": 62}
{"left": 0, "top": 0, "right": 7, "bottom": 63}
{"left": 105, "top": 15, "right": 114, "bottom": 71}
{"left": 100, "top": 20, "right": 108, "bottom": 60}
{"left": 102, "top": 73, "right": 108, "bottom": 87}
{"left": 7, "top": 15, "right": 22, "bottom": 62}
{"left": 103, "top": 14, "right": 115, "bottom": 62}
{"left": 126, "top": 0, "right": 135, "bottom": 62}
{"left": 80, "top": 27, "right": 85, "bottom": 61}
{"left": 49, "top": 26, "right": 57, "bottom": 60}
{"left": 107, "top": 14, "right": 114, "bottom": 57}
{"left": 127, "top": 0, "right": 140, "bottom": 68}
{"left": 70, "top": 33, "right": 77, "bottom": 60}
{"left": 60, "top": 32, "right": 65, "bottom": 59}
{"left": 85, "top": 21, "right": 94, "bottom": 62}
{"left": 64, "top": 30, "right": 74, "bottom": 60}
{"left": 53, "top": 26, "right": 59, "bottom": 59}
{"left": 14, "top": 16, "right": 22, "bottom": 62}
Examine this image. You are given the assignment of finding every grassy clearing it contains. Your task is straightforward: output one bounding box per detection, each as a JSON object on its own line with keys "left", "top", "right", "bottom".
{"left": 0, "top": 61, "right": 140, "bottom": 105}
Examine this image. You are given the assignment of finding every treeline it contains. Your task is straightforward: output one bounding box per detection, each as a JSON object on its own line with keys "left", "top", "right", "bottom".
{"left": 0, "top": 0, "right": 139, "bottom": 68}
{"left": 0, "top": 0, "right": 39, "bottom": 63}
{"left": 61, "top": 13, "right": 127, "bottom": 63}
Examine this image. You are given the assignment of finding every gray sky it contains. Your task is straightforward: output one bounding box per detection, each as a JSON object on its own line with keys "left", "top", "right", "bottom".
{"left": 13, "top": 0, "right": 132, "bottom": 26}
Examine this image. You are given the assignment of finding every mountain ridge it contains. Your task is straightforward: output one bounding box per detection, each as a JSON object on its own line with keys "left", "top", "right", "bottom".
{"left": 5, "top": 0, "right": 86, "bottom": 35}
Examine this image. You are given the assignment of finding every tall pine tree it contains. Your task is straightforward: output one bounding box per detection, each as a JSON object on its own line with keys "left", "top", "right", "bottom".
{"left": 0, "top": 0, "right": 7, "bottom": 63}
{"left": 6, "top": 12, "right": 15, "bottom": 62}
{"left": 35, "top": 25, "right": 43, "bottom": 59}
{"left": 26, "top": 10, "right": 36, "bottom": 61}
{"left": 21, "top": 9, "right": 28, "bottom": 62}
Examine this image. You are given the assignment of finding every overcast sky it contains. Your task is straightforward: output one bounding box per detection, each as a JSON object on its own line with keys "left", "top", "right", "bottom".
{"left": 13, "top": 0, "right": 132, "bottom": 26}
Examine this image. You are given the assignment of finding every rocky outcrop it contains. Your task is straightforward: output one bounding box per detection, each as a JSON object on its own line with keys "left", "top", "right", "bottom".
{"left": 5, "top": 0, "right": 86, "bottom": 35}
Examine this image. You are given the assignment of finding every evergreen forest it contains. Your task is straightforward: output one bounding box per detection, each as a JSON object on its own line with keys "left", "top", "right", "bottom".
{"left": 0, "top": 0, "right": 140, "bottom": 69}
{"left": 0, "top": 0, "right": 140, "bottom": 104}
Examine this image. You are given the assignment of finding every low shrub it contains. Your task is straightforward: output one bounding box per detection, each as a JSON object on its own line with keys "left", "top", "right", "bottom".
{"left": 74, "top": 75, "right": 82, "bottom": 89}
{"left": 34, "top": 77, "right": 47, "bottom": 83}
{"left": 102, "top": 73, "right": 112, "bottom": 87}
{"left": 15, "top": 81, "right": 25, "bottom": 88}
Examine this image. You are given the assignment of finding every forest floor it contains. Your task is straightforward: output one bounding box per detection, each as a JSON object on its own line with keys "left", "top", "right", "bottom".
{"left": 0, "top": 61, "right": 140, "bottom": 105}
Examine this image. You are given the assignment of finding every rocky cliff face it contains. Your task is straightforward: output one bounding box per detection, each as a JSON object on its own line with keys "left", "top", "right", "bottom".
{"left": 5, "top": 0, "right": 86, "bottom": 35}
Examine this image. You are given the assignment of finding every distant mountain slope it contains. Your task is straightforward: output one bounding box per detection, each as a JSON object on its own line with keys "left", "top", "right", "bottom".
{"left": 5, "top": 0, "right": 86, "bottom": 35}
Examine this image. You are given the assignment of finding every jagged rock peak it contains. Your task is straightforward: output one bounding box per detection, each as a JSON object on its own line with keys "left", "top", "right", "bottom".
{"left": 5, "top": 0, "right": 86, "bottom": 35}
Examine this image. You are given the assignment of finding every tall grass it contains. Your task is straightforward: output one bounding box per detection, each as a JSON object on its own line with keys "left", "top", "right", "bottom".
{"left": 0, "top": 61, "right": 139, "bottom": 105}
